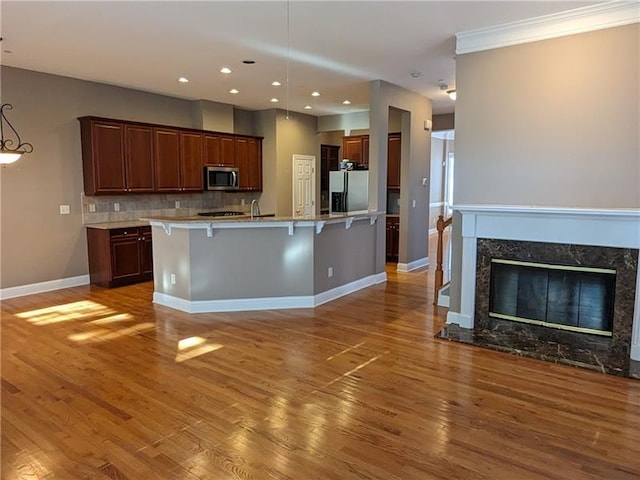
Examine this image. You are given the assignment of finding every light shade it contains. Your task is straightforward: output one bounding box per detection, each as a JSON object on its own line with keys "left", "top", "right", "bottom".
{"left": 0, "top": 152, "right": 23, "bottom": 164}
{"left": 447, "top": 89, "right": 457, "bottom": 101}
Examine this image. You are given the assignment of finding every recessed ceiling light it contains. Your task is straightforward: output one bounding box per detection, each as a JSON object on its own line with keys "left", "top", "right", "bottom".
{"left": 342, "top": 100, "right": 351, "bottom": 105}
{"left": 304, "top": 105, "right": 312, "bottom": 110}
{"left": 311, "top": 91, "right": 320, "bottom": 97}
{"left": 229, "top": 89, "right": 239, "bottom": 94}
{"left": 272, "top": 81, "right": 282, "bottom": 86}
{"left": 177, "top": 77, "right": 189, "bottom": 83}
{"left": 270, "top": 98, "right": 279, "bottom": 103}
{"left": 242, "top": 60, "right": 256, "bottom": 64}
{"left": 220, "top": 66, "right": 232, "bottom": 74}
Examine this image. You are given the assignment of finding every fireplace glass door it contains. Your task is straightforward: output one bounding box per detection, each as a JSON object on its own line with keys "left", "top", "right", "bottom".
{"left": 489, "top": 259, "right": 615, "bottom": 336}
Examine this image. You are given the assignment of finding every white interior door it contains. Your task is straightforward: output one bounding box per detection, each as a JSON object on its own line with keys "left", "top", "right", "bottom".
{"left": 292, "top": 155, "right": 316, "bottom": 218}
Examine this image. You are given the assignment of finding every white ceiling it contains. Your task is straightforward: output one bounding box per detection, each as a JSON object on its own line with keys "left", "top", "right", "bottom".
{"left": 1, "top": 1, "right": 597, "bottom": 117}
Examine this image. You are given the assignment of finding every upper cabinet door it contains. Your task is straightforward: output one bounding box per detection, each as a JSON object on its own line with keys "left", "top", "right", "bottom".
{"left": 203, "top": 134, "right": 221, "bottom": 166}
{"left": 343, "top": 137, "right": 363, "bottom": 164}
{"left": 235, "top": 136, "right": 262, "bottom": 191}
{"left": 125, "top": 124, "right": 154, "bottom": 192}
{"left": 361, "top": 136, "right": 370, "bottom": 168}
{"left": 387, "top": 133, "right": 401, "bottom": 189}
{"left": 204, "top": 134, "right": 235, "bottom": 167}
{"left": 153, "top": 128, "right": 181, "bottom": 191}
{"left": 180, "top": 131, "right": 203, "bottom": 191}
{"left": 82, "top": 119, "right": 126, "bottom": 194}
{"left": 220, "top": 136, "right": 236, "bottom": 167}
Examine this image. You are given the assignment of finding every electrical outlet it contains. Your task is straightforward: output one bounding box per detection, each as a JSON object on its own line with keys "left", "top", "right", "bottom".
{"left": 114, "top": 202, "right": 120, "bottom": 212}
{"left": 328, "top": 267, "right": 333, "bottom": 278}
{"left": 175, "top": 201, "right": 180, "bottom": 209}
{"left": 412, "top": 200, "right": 416, "bottom": 208}
{"left": 241, "top": 198, "right": 246, "bottom": 206}
{"left": 88, "top": 204, "right": 96, "bottom": 213}
{"left": 170, "top": 273, "right": 176, "bottom": 285}
{"left": 59, "top": 205, "right": 70, "bottom": 215}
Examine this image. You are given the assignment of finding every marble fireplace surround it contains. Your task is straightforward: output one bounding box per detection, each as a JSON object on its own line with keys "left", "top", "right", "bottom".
{"left": 446, "top": 205, "right": 640, "bottom": 361}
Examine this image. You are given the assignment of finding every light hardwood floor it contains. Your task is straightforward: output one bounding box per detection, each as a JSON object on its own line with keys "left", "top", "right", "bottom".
{"left": 2, "top": 253, "right": 640, "bottom": 479}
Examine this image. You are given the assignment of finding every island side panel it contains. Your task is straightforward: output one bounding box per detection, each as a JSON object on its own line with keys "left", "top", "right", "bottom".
{"left": 188, "top": 226, "right": 315, "bottom": 301}
{"left": 313, "top": 220, "right": 378, "bottom": 294}
{"left": 151, "top": 227, "right": 193, "bottom": 300}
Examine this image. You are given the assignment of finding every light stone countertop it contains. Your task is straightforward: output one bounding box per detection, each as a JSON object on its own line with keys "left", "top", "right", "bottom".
{"left": 85, "top": 220, "right": 151, "bottom": 230}
{"left": 141, "top": 210, "right": 380, "bottom": 225}
{"left": 85, "top": 211, "right": 385, "bottom": 230}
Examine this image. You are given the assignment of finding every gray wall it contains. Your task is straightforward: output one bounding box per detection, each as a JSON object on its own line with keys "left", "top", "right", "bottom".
{"left": 429, "top": 137, "right": 446, "bottom": 230}
{"left": 449, "top": 23, "right": 640, "bottom": 312}
{"left": 369, "top": 80, "right": 432, "bottom": 271}
{"left": 151, "top": 220, "right": 378, "bottom": 301}
{"left": 313, "top": 220, "right": 377, "bottom": 293}
{"left": 433, "top": 113, "right": 454, "bottom": 131}
{"left": 454, "top": 24, "right": 639, "bottom": 207}
{"left": 0, "top": 67, "right": 203, "bottom": 288}
{"left": 275, "top": 110, "right": 319, "bottom": 217}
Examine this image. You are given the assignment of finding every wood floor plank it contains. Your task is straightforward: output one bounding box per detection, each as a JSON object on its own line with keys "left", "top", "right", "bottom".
{"left": 2, "top": 249, "right": 640, "bottom": 479}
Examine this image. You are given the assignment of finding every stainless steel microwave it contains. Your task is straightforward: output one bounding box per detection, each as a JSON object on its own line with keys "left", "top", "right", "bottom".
{"left": 204, "top": 166, "right": 239, "bottom": 191}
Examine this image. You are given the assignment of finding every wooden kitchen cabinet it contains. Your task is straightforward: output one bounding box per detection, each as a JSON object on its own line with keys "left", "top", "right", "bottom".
{"left": 361, "top": 136, "right": 370, "bottom": 168}
{"left": 343, "top": 135, "right": 368, "bottom": 166}
{"left": 204, "top": 134, "right": 236, "bottom": 166}
{"left": 87, "top": 226, "right": 153, "bottom": 288}
{"left": 386, "top": 216, "right": 400, "bottom": 262}
{"left": 387, "top": 133, "right": 401, "bottom": 190}
{"left": 153, "top": 128, "right": 203, "bottom": 192}
{"left": 80, "top": 116, "right": 261, "bottom": 195}
{"left": 235, "top": 136, "right": 262, "bottom": 191}
{"left": 179, "top": 131, "right": 204, "bottom": 191}
{"left": 80, "top": 117, "right": 156, "bottom": 195}
{"left": 124, "top": 124, "right": 155, "bottom": 192}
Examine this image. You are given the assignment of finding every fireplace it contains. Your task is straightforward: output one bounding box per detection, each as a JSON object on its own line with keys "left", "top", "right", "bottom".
{"left": 440, "top": 206, "right": 640, "bottom": 377}
{"left": 489, "top": 258, "right": 616, "bottom": 336}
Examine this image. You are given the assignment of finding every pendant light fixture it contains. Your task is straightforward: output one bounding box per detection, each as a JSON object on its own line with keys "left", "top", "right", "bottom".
{"left": 0, "top": 103, "right": 33, "bottom": 164}
{"left": 285, "top": 0, "right": 290, "bottom": 120}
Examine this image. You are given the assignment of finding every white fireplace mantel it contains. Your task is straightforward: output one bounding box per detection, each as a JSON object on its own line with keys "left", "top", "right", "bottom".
{"left": 446, "top": 205, "right": 640, "bottom": 360}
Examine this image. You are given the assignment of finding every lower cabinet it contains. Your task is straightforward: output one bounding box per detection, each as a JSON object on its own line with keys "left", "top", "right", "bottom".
{"left": 87, "top": 226, "right": 153, "bottom": 287}
{"left": 386, "top": 216, "right": 399, "bottom": 262}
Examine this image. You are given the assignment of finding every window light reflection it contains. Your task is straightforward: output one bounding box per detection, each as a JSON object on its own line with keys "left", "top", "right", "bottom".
{"left": 68, "top": 322, "right": 155, "bottom": 343}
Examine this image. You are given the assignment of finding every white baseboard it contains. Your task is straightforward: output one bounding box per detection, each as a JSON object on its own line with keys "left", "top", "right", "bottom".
{"left": 397, "top": 257, "right": 429, "bottom": 272}
{"left": 314, "top": 272, "right": 387, "bottom": 307}
{"left": 631, "top": 344, "right": 640, "bottom": 362}
{"left": 153, "top": 292, "right": 314, "bottom": 313}
{"left": 0, "top": 275, "right": 90, "bottom": 300}
{"left": 153, "top": 272, "right": 388, "bottom": 313}
{"left": 446, "top": 311, "right": 473, "bottom": 329}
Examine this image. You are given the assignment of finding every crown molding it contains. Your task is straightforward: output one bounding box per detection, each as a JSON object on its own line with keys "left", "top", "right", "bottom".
{"left": 456, "top": 1, "right": 640, "bottom": 55}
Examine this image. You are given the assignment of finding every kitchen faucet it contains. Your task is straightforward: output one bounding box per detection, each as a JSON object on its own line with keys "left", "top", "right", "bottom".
{"left": 250, "top": 199, "right": 261, "bottom": 219}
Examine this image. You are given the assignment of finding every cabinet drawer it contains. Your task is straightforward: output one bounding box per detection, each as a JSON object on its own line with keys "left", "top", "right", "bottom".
{"left": 110, "top": 227, "right": 140, "bottom": 239}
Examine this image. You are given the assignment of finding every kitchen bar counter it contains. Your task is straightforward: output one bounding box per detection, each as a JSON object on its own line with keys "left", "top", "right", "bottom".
{"left": 145, "top": 211, "right": 386, "bottom": 313}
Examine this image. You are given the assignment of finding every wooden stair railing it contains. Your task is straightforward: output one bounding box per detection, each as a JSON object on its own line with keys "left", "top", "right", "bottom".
{"left": 433, "top": 214, "right": 452, "bottom": 305}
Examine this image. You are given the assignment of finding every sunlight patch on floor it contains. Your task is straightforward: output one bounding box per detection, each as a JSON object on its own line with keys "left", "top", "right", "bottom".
{"left": 175, "top": 336, "right": 223, "bottom": 363}
{"left": 15, "top": 300, "right": 116, "bottom": 325}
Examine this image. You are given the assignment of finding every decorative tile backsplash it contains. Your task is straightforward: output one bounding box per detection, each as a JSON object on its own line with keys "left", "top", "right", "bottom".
{"left": 82, "top": 191, "right": 259, "bottom": 224}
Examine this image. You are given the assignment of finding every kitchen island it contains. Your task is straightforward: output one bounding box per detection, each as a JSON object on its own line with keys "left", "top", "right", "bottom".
{"left": 142, "top": 211, "right": 385, "bottom": 313}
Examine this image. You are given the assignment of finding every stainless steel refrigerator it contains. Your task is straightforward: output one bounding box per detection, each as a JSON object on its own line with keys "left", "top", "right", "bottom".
{"left": 329, "top": 171, "right": 369, "bottom": 213}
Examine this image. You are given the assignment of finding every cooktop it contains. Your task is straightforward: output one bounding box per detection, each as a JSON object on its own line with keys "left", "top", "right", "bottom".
{"left": 197, "top": 211, "right": 245, "bottom": 217}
